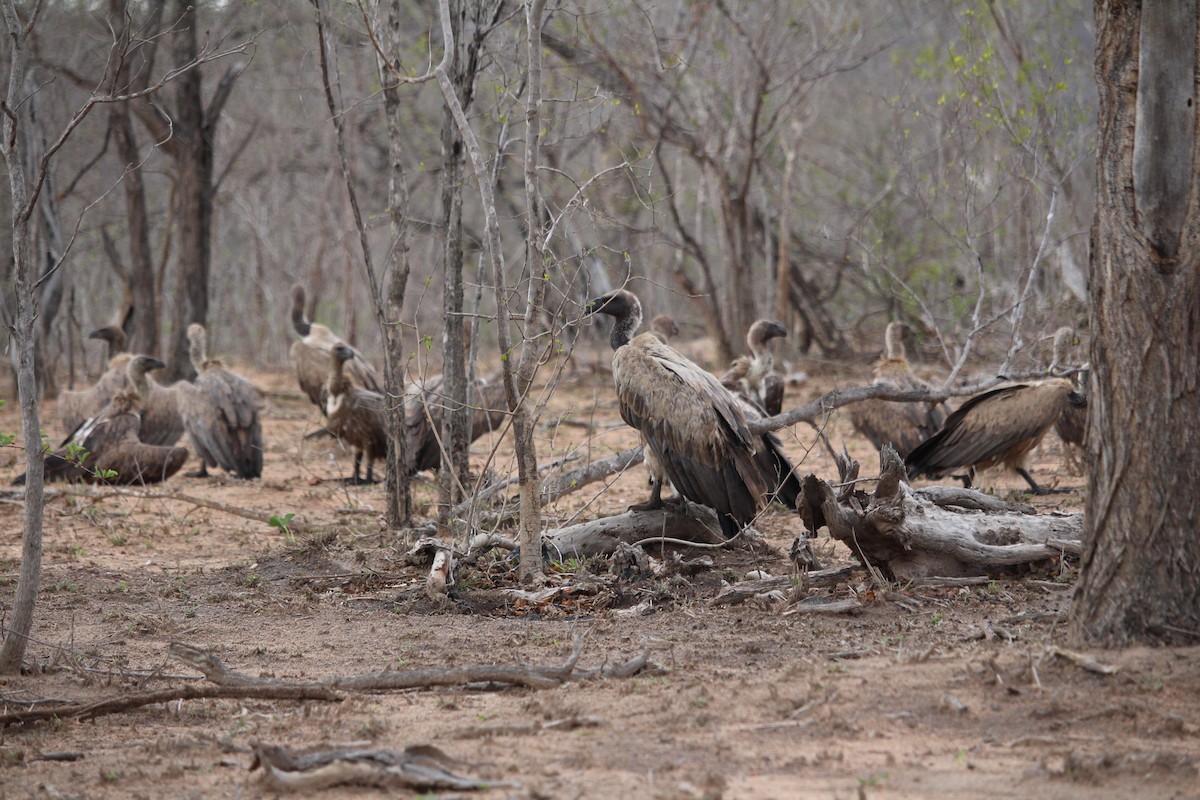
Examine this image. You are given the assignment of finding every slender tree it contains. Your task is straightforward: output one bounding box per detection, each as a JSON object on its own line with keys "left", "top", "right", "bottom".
{"left": 1071, "top": 0, "right": 1200, "bottom": 645}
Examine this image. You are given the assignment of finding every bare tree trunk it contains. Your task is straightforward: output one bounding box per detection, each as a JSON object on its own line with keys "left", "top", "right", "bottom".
{"left": 1072, "top": 0, "right": 1200, "bottom": 646}
{"left": 109, "top": 0, "right": 159, "bottom": 355}
{"left": 377, "top": 0, "right": 413, "bottom": 527}
{"left": 513, "top": 0, "right": 550, "bottom": 582}
{"left": 0, "top": 0, "right": 46, "bottom": 672}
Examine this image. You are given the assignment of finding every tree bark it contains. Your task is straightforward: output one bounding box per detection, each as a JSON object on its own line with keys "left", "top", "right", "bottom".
{"left": 1072, "top": 1, "right": 1200, "bottom": 646}
{"left": 0, "top": 0, "right": 46, "bottom": 672}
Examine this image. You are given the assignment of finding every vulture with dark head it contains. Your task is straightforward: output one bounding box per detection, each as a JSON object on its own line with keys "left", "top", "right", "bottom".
{"left": 905, "top": 377, "right": 1083, "bottom": 495}
{"left": 177, "top": 324, "right": 264, "bottom": 479}
{"left": 720, "top": 319, "right": 788, "bottom": 416}
{"left": 326, "top": 343, "right": 390, "bottom": 484}
{"left": 649, "top": 314, "right": 680, "bottom": 342}
{"left": 1049, "top": 326, "right": 1088, "bottom": 458}
{"left": 57, "top": 326, "right": 185, "bottom": 448}
{"left": 20, "top": 356, "right": 188, "bottom": 486}
{"left": 587, "top": 289, "right": 784, "bottom": 537}
{"left": 848, "top": 321, "right": 947, "bottom": 458}
{"left": 289, "top": 284, "right": 382, "bottom": 415}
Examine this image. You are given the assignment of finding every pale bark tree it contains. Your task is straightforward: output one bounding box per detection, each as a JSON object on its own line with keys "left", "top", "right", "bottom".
{"left": 1071, "top": 0, "right": 1200, "bottom": 646}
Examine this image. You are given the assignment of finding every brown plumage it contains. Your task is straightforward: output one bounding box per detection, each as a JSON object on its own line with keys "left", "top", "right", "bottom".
{"left": 1049, "top": 327, "right": 1087, "bottom": 445}
{"left": 649, "top": 314, "right": 680, "bottom": 341}
{"left": 57, "top": 326, "right": 184, "bottom": 446}
{"left": 404, "top": 373, "right": 509, "bottom": 473}
{"left": 177, "top": 324, "right": 264, "bottom": 479}
{"left": 588, "top": 290, "right": 768, "bottom": 538}
{"left": 19, "top": 356, "right": 188, "bottom": 486}
{"left": 849, "top": 322, "right": 947, "bottom": 458}
{"left": 326, "top": 343, "right": 390, "bottom": 484}
{"left": 906, "top": 378, "right": 1082, "bottom": 494}
{"left": 720, "top": 319, "right": 788, "bottom": 416}
{"left": 289, "top": 285, "right": 382, "bottom": 416}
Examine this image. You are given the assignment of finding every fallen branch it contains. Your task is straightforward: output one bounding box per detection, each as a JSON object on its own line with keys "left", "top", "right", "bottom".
{"left": 251, "top": 742, "right": 519, "bottom": 792}
{"left": 799, "top": 446, "right": 1083, "bottom": 580}
{"left": 0, "top": 636, "right": 646, "bottom": 728}
{"left": 544, "top": 505, "right": 727, "bottom": 559}
{"left": 710, "top": 564, "right": 862, "bottom": 606}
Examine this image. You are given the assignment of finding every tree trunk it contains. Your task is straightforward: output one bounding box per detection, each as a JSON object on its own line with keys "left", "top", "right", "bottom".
{"left": 378, "top": 0, "right": 413, "bottom": 528}
{"left": 163, "top": 0, "right": 212, "bottom": 381}
{"left": 1072, "top": 0, "right": 1200, "bottom": 646}
{"left": 0, "top": 0, "right": 46, "bottom": 672}
{"left": 109, "top": 0, "right": 159, "bottom": 355}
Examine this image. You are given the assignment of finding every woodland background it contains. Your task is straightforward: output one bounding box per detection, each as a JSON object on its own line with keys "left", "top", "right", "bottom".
{"left": 0, "top": 0, "right": 1095, "bottom": 390}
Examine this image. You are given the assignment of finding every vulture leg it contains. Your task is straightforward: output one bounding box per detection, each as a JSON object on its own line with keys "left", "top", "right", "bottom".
{"left": 344, "top": 451, "right": 368, "bottom": 485}
{"left": 186, "top": 462, "right": 210, "bottom": 479}
{"left": 628, "top": 482, "right": 664, "bottom": 512}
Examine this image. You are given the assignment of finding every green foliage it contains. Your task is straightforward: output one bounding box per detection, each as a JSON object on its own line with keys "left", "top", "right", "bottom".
{"left": 268, "top": 512, "right": 297, "bottom": 543}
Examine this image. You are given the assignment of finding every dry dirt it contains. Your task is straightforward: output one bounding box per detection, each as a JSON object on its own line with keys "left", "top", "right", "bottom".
{"left": 0, "top": 354, "right": 1197, "bottom": 800}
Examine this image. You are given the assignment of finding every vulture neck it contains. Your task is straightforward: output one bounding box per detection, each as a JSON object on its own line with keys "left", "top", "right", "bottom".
{"left": 1050, "top": 328, "right": 1074, "bottom": 372}
{"left": 188, "top": 331, "right": 208, "bottom": 373}
{"left": 128, "top": 362, "right": 151, "bottom": 401}
{"left": 328, "top": 353, "right": 350, "bottom": 397}
{"left": 883, "top": 323, "right": 908, "bottom": 362}
{"left": 291, "top": 293, "right": 312, "bottom": 337}
{"left": 608, "top": 310, "right": 642, "bottom": 351}
{"left": 105, "top": 328, "right": 127, "bottom": 362}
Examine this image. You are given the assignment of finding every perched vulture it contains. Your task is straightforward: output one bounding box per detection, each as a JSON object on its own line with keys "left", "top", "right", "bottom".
{"left": 720, "top": 319, "right": 788, "bottom": 416}
{"left": 289, "top": 284, "right": 382, "bottom": 415}
{"left": 177, "top": 324, "right": 264, "bottom": 479}
{"left": 326, "top": 343, "right": 389, "bottom": 484}
{"left": 587, "top": 289, "right": 768, "bottom": 537}
{"left": 848, "top": 321, "right": 947, "bottom": 458}
{"left": 905, "top": 378, "right": 1083, "bottom": 495}
{"left": 649, "top": 314, "right": 680, "bottom": 342}
{"left": 57, "top": 326, "right": 185, "bottom": 447}
{"left": 404, "top": 373, "right": 509, "bottom": 474}
{"left": 1049, "top": 326, "right": 1088, "bottom": 472}
{"left": 18, "top": 356, "right": 188, "bottom": 486}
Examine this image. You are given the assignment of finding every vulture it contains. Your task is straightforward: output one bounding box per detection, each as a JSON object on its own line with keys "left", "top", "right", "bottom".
{"left": 177, "top": 324, "right": 264, "bottom": 479}
{"left": 289, "top": 283, "right": 383, "bottom": 415}
{"left": 720, "top": 319, "right": 788, "bottom": 416}
{"left": 905, "top": 378, "right": 1083, "bottom": 495}
{"left": 649, "top": 314, "right": 680, "bottom": 342}
{"left": 326, "top": 343, "right": 389, "bottom": 484}
{"left": 18, "top": 356, "right": 188, "bottom": 486}
{"left": 587, "top": 289, "right": 770, "bottom": 538}
{"left": 1049, "top": 326, "right": 1088, "bottom": 470}
{"left": 57, "top": 326, "right": 185, "bottom": 447}
{"left": 848, "top": 321, "right": 948, "bottom": 458}
{"left": 404, "top": 373, "right": 509, "bottom": 474}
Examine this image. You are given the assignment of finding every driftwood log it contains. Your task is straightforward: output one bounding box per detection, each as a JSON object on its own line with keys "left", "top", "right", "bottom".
{"left": 543, "top": 504, "right": 734, "bottom": 559}
{"left": 798, "top": 446, "right": 1083, "bottom": 580}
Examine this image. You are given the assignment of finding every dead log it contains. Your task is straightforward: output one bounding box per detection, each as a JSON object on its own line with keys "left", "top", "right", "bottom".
{"left": 544, "top": 504, "right": 730, "bottom": 559}
{"left": 251, "top": 743, "right": 519, "bottom": 792}
{"left": 798, "top": 445, "right": 1083, "bottom": 580}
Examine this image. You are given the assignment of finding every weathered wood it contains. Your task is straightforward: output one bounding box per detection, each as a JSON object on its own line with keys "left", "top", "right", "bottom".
{"left": 711, "top": 564, "right": 862, "bottom": 606}
{"left": 800, "top": 446, "right": 1083, "bottom": 580}
{"left": 544, "top": 505, "right": 727, "bottom": 559}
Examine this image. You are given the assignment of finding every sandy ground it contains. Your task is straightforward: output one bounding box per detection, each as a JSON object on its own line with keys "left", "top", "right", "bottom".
{"left": 0, "top": 355, "right": 1197, "bottom": 800}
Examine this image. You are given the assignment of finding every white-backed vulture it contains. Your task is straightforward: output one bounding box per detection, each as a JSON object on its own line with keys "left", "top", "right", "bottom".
{"left": 57, "top": 325, "right": 185, "bottom": 447}
{"left": 1048, "top": 326, "right": 1087, "bottom": 445}
{"left": 587, "top": 289, "right": 768, "bottom": 538}
{"left": 649, "top": 314, "right": 680, "bottom": 342}
{"left": 848, "top": 321, "right": 948, "bottom": 458}
{"left": 289, "top": 284, "right": 382, "bottom": 415}
{"left": 326, "top": 343, "right": 389, "bottom": 484}
{"left": 720, "top": 319, "right": 788, "bottom": 416}
{"left": 178, "top": 324, "right": 264, "bottom": 479}
{"left": 905, "top": 378, "right": 1083, "bottom": 495}
{"left": 404, "top": 373, "right": 509, "bottom": 473}
{"left": 18, "top": 356, "right": 188, "bottom": 486}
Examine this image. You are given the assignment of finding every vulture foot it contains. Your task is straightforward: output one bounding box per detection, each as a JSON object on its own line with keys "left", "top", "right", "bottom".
{"left": 342, "top": 476, "right": 377, "bottom": 486}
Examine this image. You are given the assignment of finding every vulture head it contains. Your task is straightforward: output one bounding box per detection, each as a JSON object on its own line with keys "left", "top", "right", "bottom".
{"left": 883, "top": 321, "right": 913, "bottom": 361}
{"left": 88, "top": 325, "right": 128, "bottom": 352}
{"left": 332, "top": 343, "right": 357, "bottom": 367}
{"left": 586, "top": 289, "right": 643, "bottom": 351}
{"left": 649, "top": 314, "right": 680, "bottom": 342}
{"left": 746, "top": 319, "right": 787, "bottom": 357}
{"left": 1050, "top": 326, "right": 1081, "bottom": 373}
{"left": 291, "top": 284, "right": 312, "bottom": 337}
{"left": 127, "top": 355, "right": 166, "bottom": 400}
